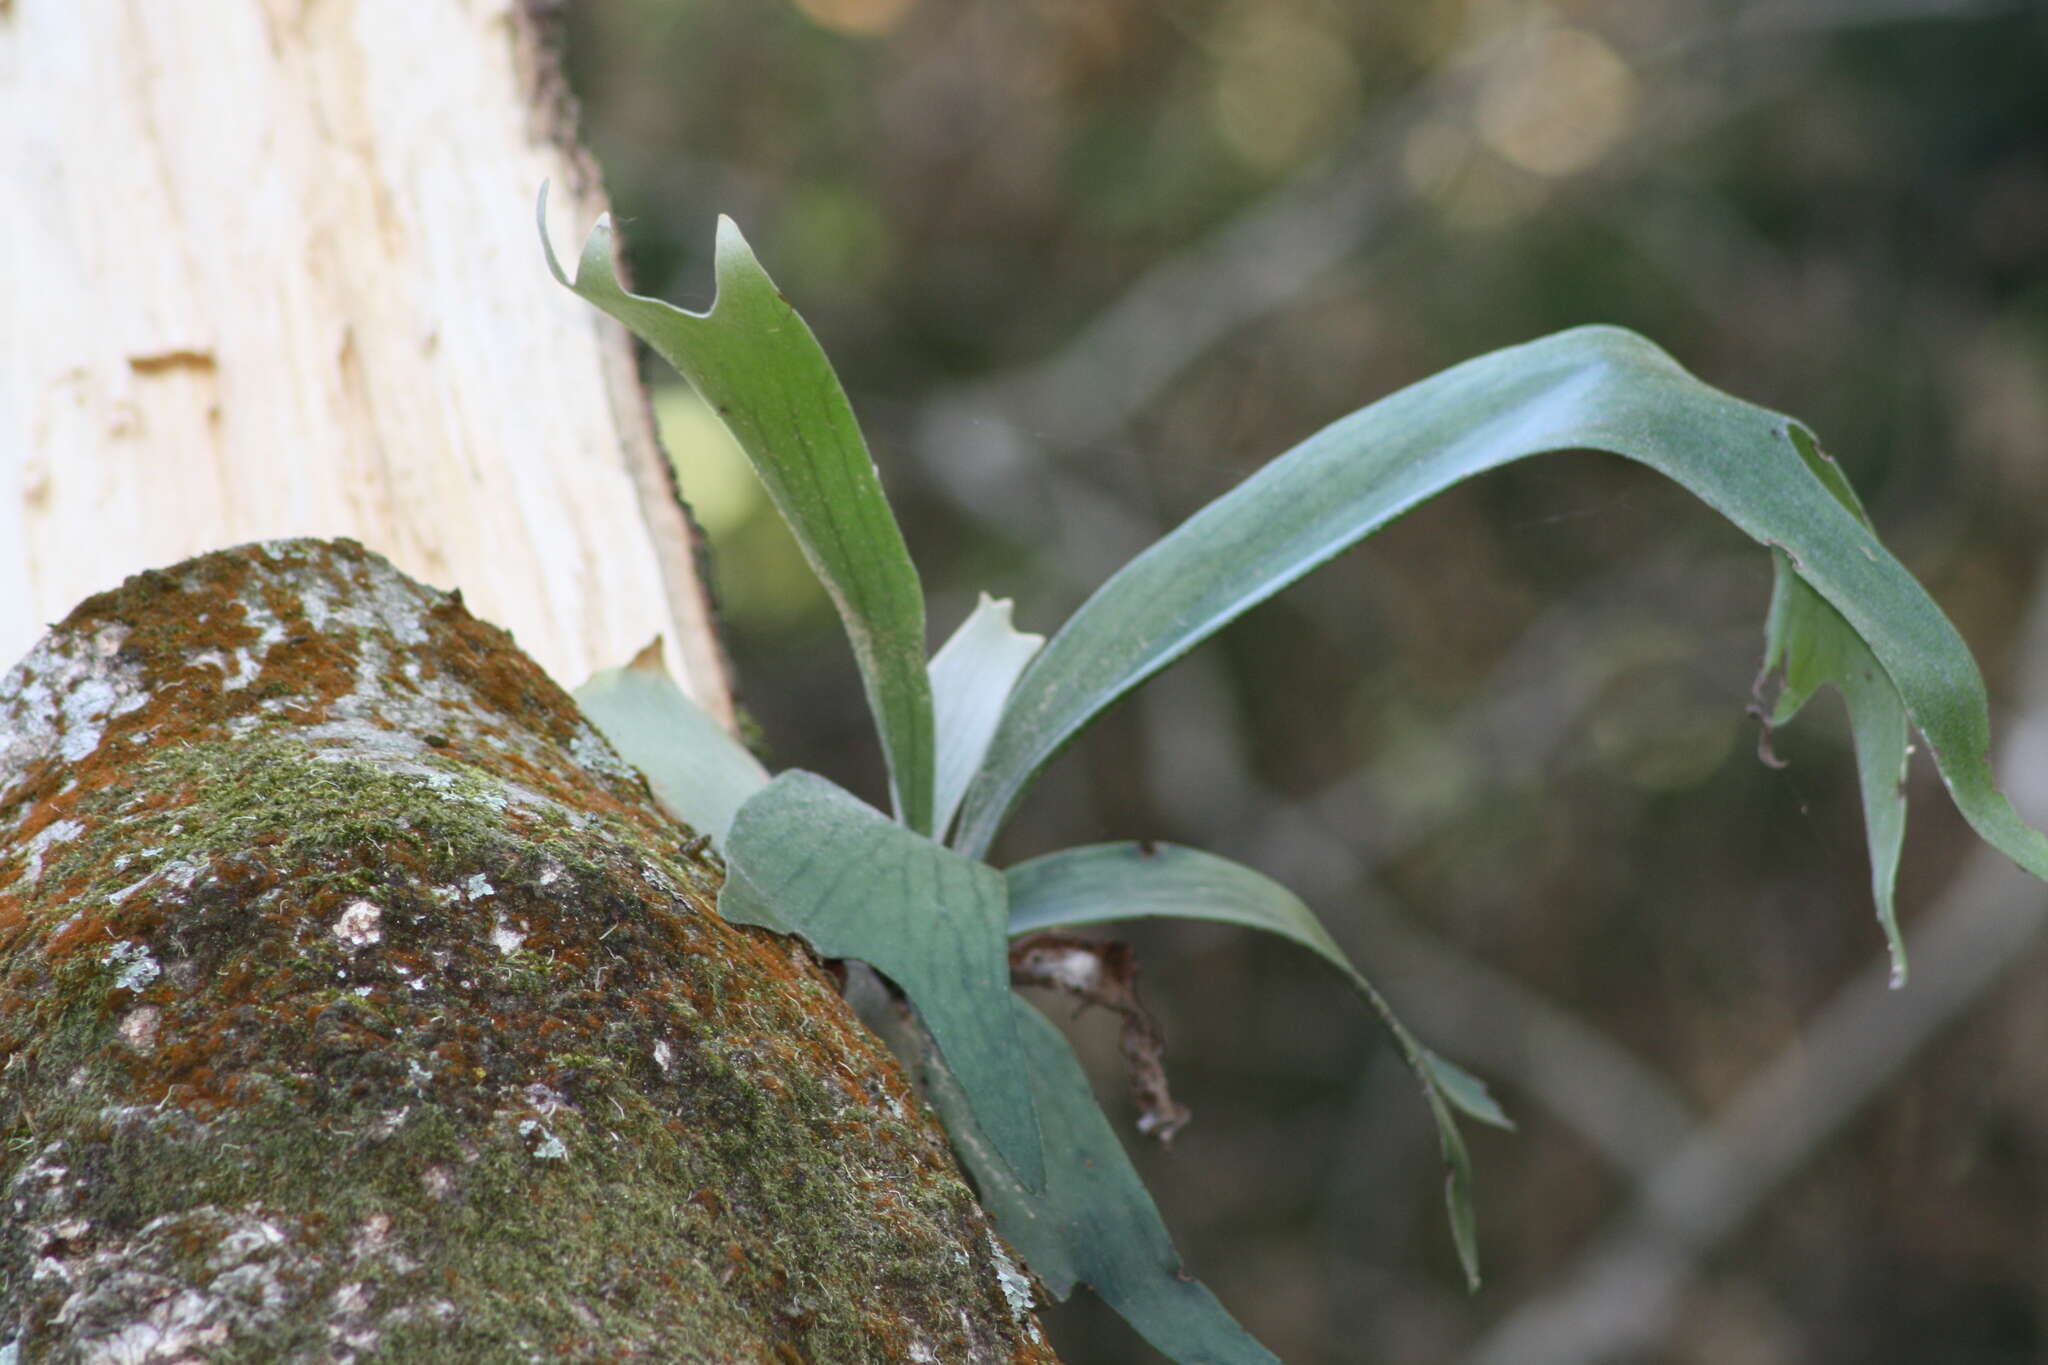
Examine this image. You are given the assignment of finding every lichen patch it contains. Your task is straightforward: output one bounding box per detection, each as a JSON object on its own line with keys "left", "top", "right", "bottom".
{"left": 331, "top": 899, "right": 384, "bottom": 951}
{"left": 988, "top": 1231, "right": 1039, "bottom": 1324}
{"left": 117, "top": 1006, "right": 160, "bottom": 1052}
{"left": 7, "top": 817, "right": 83, "bottom": 891}
{"left": 0, "top": 621, "right": 146, "bottom": 828}
{"left": 518, "top": 1119, "right": 568, "bottom": 1161}
{"left": 101, "top": 940, "right": 160, "bottom": 992}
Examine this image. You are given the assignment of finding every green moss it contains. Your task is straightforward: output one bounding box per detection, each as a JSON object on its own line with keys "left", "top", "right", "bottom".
{"left": 2, "top": 542, "right": 1052, "bottom": 1363}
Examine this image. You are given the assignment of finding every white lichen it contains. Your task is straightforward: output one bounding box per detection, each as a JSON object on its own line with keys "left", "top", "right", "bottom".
{"left": 518, "top": 1119, "right": 567, "bottom": 1161}
{"left": 205, "top": 1217, "right": 287, "bottom": 1270}
{"left": 330, "top": 899, "right": 383, "bottom": 950}
{"left": 117, "top": 1006, "right": 160, "bottom": 1052}
{"left": 11, "top": 817, "right": 84, "bottom": 889}
{"left": 0, "top": 623, "right": 147, "bottom": 812}
{"left": 36, "top": 1219, "right": 91, "bottom": 1255}
{"left": 987, "top": 1232, "right": 1037, "bottom": 1323}
{"left": 0, "top": 626, "right": 146, "bottom": 777}
{"left": 567, "top": 723, "right": 638, "bottom": 783}
{"left": 104, "top": 855, "right": 207, "bottom": 909}
{"left": 102, "top": 873, "right": 155, "bottom": 907}
{"left": 349, "top": 1215, "right": 394, "bottom": 1259}
{"left": 84, "top": 1288, "right": 228, "bottom": 1361}
{"left": 186, "top": 644, "right": 267, "bottom": 693}
{"left": 101, "top": 940, "right": 159, "bottom": 992}
{"left": 38, "top": 1209, "right": 298, "bottom": 1362}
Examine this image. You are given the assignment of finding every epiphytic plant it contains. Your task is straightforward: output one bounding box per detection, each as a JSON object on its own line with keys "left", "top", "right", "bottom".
{"left": 540, "top": 186, "right": 2048, "bottom": 1364}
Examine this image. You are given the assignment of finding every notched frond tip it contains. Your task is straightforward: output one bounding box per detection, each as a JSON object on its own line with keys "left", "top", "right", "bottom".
{"left": 536, "top": 182, "right": 638, "bottom": 312}
{"left": 712, "top": 213, "right": 754, "bottom": 274}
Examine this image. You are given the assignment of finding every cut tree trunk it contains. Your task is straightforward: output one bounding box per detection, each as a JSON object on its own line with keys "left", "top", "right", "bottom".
{"left": 0, "top": 0, "right": 730, "bottom": 720}
{"left": 0, "top": 540, "right": 1059, "bottom": 1364}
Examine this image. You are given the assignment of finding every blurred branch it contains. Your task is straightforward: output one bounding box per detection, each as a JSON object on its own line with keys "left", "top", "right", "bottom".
{"left": 1718, "top": 0, "right": 2035, "bottom": 40}
{"left": 1455, "top": 562, "right": 2048, "bottom": 1365}
{"left": 923, "top": 86, "right": 1436, "bottom": 461}
{"left": 1027, "top": 0, "right": 2034, "bottom": 451}
{"left": 1136, "top": 568, "right": 1727, "bottom": 1178}
{"left": 1250, "top": 551, "right": 1761, "bottom": 865}
{"left": 1352, "top": 898, "right": 1704, "bottom": 1177}
{"left": 906, "top": 0, "right": 2026, "bottom": 600}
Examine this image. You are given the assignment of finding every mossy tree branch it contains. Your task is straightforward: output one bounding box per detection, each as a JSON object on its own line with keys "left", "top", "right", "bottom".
{"left": 0, "top": 539, "right": 1058, "bottom": 1364}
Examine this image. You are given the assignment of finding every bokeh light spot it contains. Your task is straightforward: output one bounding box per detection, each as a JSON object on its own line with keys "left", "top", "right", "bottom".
{"left": 1475, "top": 25, "right": 1637, "bottom": 177}
{"left": 1208, "top": 8, "right": 1361, "bottom": 172}
{"left": 791, "top": 0, "right": 917, "bottom": 39}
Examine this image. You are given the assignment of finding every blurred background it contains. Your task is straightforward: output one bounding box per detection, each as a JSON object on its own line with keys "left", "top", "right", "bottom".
{"left": 559, "top": 2, "right": 2048, "bottom": 1361}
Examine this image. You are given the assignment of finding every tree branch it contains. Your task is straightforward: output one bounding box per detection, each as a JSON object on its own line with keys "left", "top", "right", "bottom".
{"left": 0, "top": 539, "right": 1057, "bottom": 1363}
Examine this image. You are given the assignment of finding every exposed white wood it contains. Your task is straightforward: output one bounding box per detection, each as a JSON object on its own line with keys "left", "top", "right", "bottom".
{"left": 1, "top": 0, "right": 733, "bottom": 722}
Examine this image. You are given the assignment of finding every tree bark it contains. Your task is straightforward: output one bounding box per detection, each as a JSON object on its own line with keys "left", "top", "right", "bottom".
{"left": 1, "top": 0, "right": 730, "bottom": 722}
{"left": 0, "top": 539, "right": 1059, "bottom": 1363}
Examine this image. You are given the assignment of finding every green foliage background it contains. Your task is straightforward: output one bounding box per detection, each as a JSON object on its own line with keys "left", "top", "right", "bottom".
{"left": 561, "top": 3, "right": 2048, "bottom": 1361}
